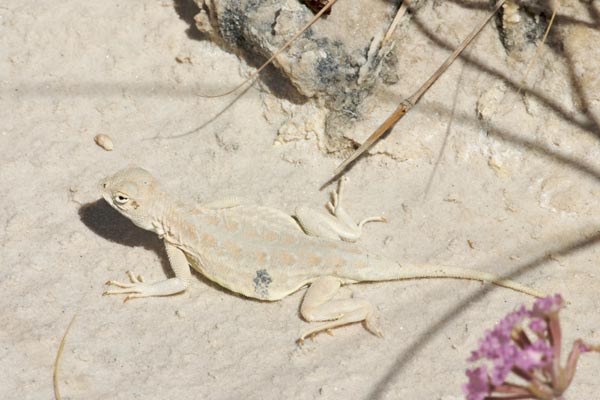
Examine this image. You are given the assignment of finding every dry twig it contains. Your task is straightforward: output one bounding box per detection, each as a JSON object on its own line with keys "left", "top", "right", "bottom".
{"left": 53, "top": 315, "right": 77, "bottom": 400}
{"left": 332, "top": 0, "right": 508, "bottom": 178}
{"left": 383, "top": 0, "right": 410, "bottom": 44}
{"left": 198, "top": 0, "right": 339, "bottom": 98}
{"left": 517, "top": 0, "right": 560, "bottom": 94}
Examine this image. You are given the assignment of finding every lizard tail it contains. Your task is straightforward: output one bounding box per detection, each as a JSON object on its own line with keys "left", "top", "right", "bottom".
{"left": 351, "top": 260, "right": 544, "bottom": 298}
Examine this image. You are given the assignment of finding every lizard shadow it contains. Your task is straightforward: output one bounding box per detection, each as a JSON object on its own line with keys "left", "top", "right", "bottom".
{"left": 78, "top": 199, "right": 255, "bottom": 299}
{"left": 79, "top": 199, "right": 172, "bottom": 275}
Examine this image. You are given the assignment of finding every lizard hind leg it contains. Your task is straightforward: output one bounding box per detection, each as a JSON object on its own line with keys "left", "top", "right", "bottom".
{"left": 295, "top": 177, "right": 386, "bottom": 243}
{"left": 299, "top": 276, "right": 382, "bottom": 342}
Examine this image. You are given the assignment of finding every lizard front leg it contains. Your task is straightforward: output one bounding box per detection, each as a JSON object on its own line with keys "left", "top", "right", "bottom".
{"left": 103, "top": 242, "right": 192, "bottom": 301}
{"left": 295, "top": 177, "right": 386, "bottom": 242}
{"left": 298, "top": 276, "right": 382, "bottom": 342}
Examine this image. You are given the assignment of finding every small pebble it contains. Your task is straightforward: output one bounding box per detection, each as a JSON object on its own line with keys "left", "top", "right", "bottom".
{"left": 94, "top": 134, "right": 113, "bottom": 151}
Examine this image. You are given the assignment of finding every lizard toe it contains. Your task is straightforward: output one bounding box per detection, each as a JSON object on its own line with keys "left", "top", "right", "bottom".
{"left": 364, "top": 310, "right": 384, "bottom": 338}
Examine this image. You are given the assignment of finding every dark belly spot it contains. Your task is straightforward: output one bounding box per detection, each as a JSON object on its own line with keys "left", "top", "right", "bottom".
{"left": 253, "top": 269, "right": 273, "bottom": 299}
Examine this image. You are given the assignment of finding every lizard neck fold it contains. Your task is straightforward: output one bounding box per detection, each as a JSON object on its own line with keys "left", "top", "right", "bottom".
{"left": 151, "top": 192, "right": 198, "bottom": 246}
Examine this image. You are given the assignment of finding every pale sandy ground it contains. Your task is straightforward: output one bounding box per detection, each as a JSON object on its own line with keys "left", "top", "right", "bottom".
{"left": 2, "top": 1, "right": 600, "bottom": 399}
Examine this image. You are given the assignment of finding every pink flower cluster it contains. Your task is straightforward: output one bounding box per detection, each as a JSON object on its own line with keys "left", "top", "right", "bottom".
{"left": 463, "top": 294, "right": 598, "bottom": 400}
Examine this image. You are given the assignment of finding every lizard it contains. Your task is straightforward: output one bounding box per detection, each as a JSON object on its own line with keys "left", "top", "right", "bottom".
{"left": 101, "top": 166, "right": 544, "bottom": 341}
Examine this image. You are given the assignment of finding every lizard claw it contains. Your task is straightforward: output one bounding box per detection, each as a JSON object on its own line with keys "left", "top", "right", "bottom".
{"left": 126, "top": 270, "right": 145, "bottom": 283}
{"left": 297, "top": 331, "right": 319, "bottom": 345}
{"left": 103, "top": 271, "right": 150, "bottom": 299}
{"left": 364, "top": 311, "right": 384, "bottom": 338}
{"left": 105, "top": 270, "right": 146, "bottom": 286}
{"left": 326, "top": 177, "right": 347, "bottom": 214}
{"left": 358, "top": 216, "right": 387, "bottom": 228}
{"left": 123, "top": 293, "right": 146, "bottom": 302}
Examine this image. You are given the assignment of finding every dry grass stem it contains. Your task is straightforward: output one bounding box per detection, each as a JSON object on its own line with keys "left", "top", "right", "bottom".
{"left": 53, "top": 315, "right": 77, "bottom": 400}
{"left": 383, "top": 0, "right": 410, "bottom": 44}
{"left": 517, "top": 0, "right": 560, "bottom": 94}
{"left": 198, "top": 0, "right": 339, "bottom": 98}
{"left": 333, "top": 0, "right": 507, "bottom": 177}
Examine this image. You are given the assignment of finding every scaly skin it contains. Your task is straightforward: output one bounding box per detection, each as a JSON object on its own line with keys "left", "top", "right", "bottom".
{"left": 101, "top": 167, "right": 544, "bottom": 341}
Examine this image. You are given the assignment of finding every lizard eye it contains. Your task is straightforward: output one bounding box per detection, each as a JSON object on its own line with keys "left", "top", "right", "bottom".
{"left": 114, "top": 194, "right": 129, "bottom": 204}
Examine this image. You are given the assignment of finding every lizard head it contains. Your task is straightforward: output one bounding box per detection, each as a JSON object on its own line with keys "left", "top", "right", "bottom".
{"left": 100, "top": 166, "right": 160, "bottom": 231}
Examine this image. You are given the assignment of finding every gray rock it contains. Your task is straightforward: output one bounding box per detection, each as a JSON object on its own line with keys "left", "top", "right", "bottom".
{"left": 193, "top": 0, "right": 401, "bottom": 145}
{"left": 493, "top": 0, "right": 551, "bottom": 60}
